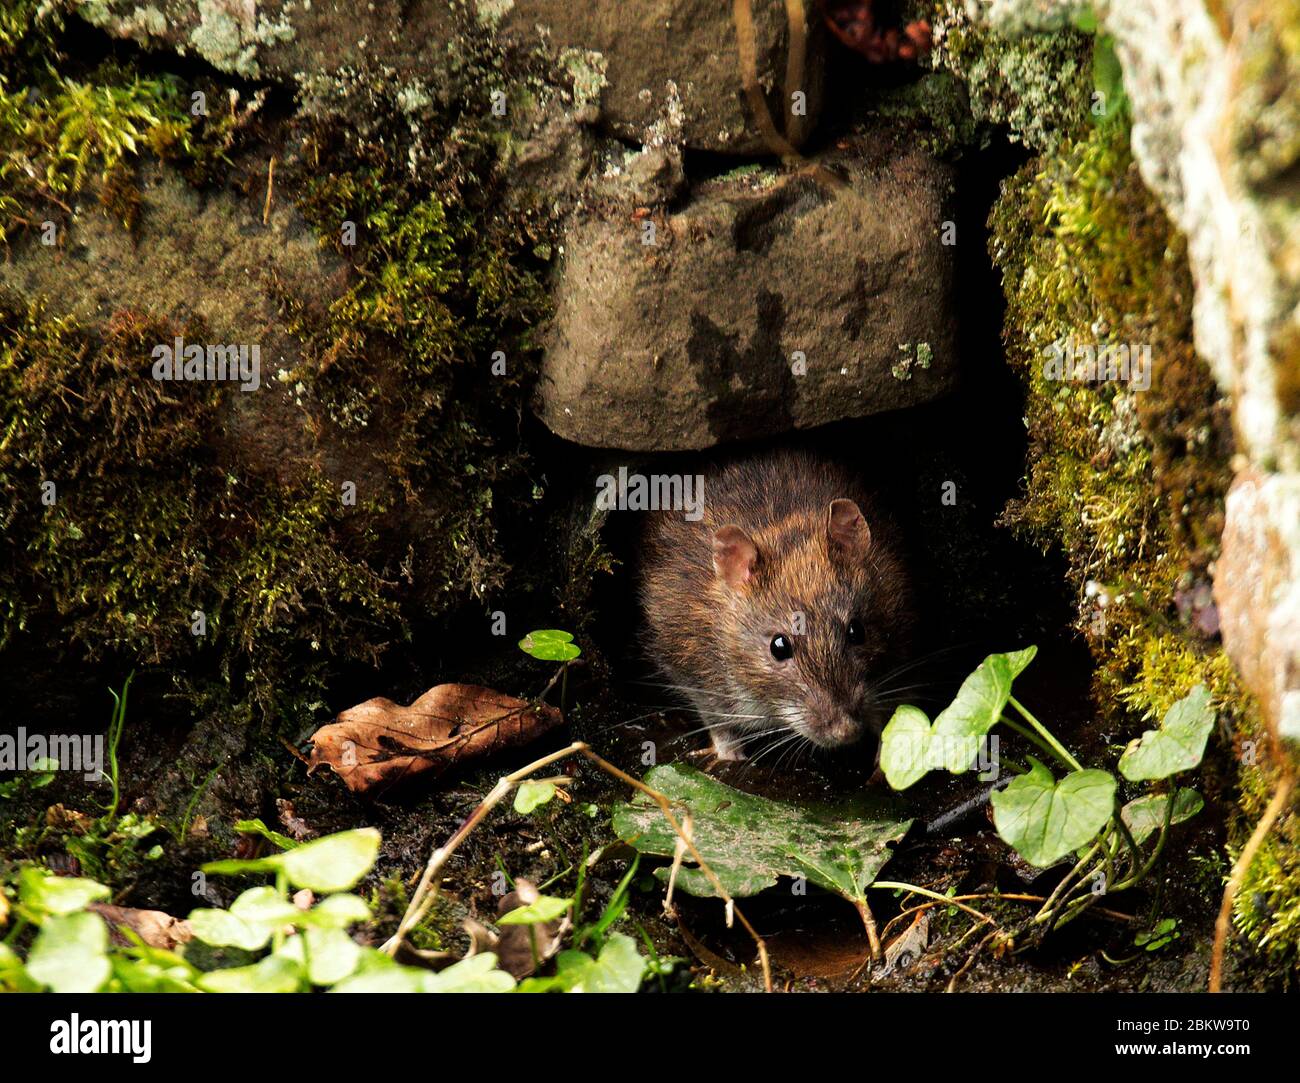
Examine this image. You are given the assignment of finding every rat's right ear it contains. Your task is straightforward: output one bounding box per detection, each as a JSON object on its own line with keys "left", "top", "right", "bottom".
{"left": 712, "top": 525, "right": 759, "bottom": 589}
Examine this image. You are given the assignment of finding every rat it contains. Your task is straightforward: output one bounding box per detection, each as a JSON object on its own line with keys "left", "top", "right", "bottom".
{"left": 638, "top": 449, "right": 914, "bottom": 763}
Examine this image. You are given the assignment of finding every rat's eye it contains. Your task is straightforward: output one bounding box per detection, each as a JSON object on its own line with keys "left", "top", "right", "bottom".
{"left": 846, "top": 618, "right": 865, "bottom": 645}
{"left": 770, "top": 634, "right": 794, "bottom": 661}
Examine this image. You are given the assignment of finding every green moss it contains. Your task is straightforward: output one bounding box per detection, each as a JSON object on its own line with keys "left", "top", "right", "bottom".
{"left": 0, "top": 47, "right": 237, "bottom": 240}
{"left": 864, "top": 71, "right": 983, "bottom": 158}
{"left": 928, "top": 0, "right": 1093, "bottom": 153}
{"left": 990, "top": 119, "right": 1297, "bottom": 969}
{"left": 0, "top": 0, "right": 578, "bottom": 753}
{"left": 0, "top": 296, "right": 397, "bottom": 721}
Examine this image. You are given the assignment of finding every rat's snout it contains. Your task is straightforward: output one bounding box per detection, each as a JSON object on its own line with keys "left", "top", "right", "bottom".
{"left": 803, "top": 697, "right": 865, "bottom": 748}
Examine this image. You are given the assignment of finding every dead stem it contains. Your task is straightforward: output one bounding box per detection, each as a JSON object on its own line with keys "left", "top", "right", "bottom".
{"left": 262, "top": 155, "right": 276, "bottom": 225}
{"left": 1210, "top": 771, "right": 1296, "bottom": 992}
{"left": 854, "top": 898, "right": 883, "bottom": 959}
{"left": 946, "top": 929, "right": 1001, "bottom": 992}
{"left": 782, "top": 0, "right": 807, "bottom": 142}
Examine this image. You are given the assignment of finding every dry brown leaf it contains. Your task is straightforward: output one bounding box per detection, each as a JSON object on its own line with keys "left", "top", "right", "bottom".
{"left": 493, "top": 879, "right": 569, "bottom": 979}
{"left": 307, "top": 683, "right": 564, "bottom": 795}
{"left": 89, "top": 904, "right": 193, "bottom": 950}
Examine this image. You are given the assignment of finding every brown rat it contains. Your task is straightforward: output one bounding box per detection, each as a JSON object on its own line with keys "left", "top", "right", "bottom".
{"left": 639, "top": 449, "right": 914, "bottom": 763}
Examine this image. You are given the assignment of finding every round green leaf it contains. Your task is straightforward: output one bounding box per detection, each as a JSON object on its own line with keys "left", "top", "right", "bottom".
{"left": 518, "top": 629, "right": 581, "bottom": 662}
{"left": 1120, "top": 788, "right": 1203, "bottom": 845}
{"left": 197, "top": 954, "right": 303, "bottom": 993}
{"left": 991, "top": 759, "right": 1116, "bottom": 867}
{"left": 514, "top": 780, "right": 557, "bottom": 814}
{"left": 879, "top": 705, "right": 935, "bottom": 790}
{"left": 19, "top": 867, "right": 110, "bottom": 916}
{"left": 308, "top": 893, "right": 373, "bottom": 928}
{"left": 497, "top": 894, "right": 570, "bottom": 925}
{"left": 26, "top": 911, "right": 111, "bottom": 993}
{"left": 228, "top": 885, "right": 301, "bottom": 925}
{"left": 422, "top": 952, "right": 516, "bottom": 992}
{"left": 277, "top": 927, "right": 363, "bottom": 986}
{"left": 329, "top": 950, "right": 426, "bottom": 993}
{"left": 186, "top": 906, "right": 274, "bottom": 951}
{"left": 273, "top": 828, "right": 381, "bottom": 892}
{"left": 1118, "top": 685, "right": 1215, "bottom": 781}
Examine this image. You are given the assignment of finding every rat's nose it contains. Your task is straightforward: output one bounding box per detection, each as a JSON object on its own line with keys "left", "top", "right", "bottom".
{"left": 807, "top": 708, "right": 862, "bottom": 747}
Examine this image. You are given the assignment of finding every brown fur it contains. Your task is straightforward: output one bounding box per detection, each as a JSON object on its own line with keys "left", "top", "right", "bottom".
{"left": 639, "top": 450, "right": 913, "bottom": 761}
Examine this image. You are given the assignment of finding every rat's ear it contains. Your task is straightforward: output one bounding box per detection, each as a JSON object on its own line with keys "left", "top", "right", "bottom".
{"left": 827, "top": 499, "right": 872, "bottom": 558}
{"left": 712, "top": 525, "right": 759, "bottom": 589}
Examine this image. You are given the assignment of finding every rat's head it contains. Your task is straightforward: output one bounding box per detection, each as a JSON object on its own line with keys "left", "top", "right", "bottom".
{"left": 711, "top": 498, "right": 912, "bottom": 751}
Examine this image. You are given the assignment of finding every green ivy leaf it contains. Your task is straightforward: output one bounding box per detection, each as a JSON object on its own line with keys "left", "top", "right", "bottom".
{"left": 204, "top": 828, "right": 381, "bottom": 892}
{"left": 990, "top": 759, "right": 1116, "bottom": 867}
{"left": 19, "top": 867, "right": 110, "bottom": 916}
{"left": 518, "top": 629, "right": 581, "bottom": 662}
{"left": 514, "top": 780, "right": 557, "bottom": 814}
{"left": 422, "top": 952, "right": 516, "bottom": 992}
{"left": 276, "top": 927, "right": 363, "bottom": 986}
{"left": 613, "top": 763, "right": 911, "bottom": 909}
{"left": 879, "top": 705, "right": 935, "bottom": 790}
{"left": 26, "top": 911, "right": 111, "bottom": 993}
{"left": 1120, "top": 788, "right": 1203, "bottom": 845}
{"left": 328, "top": 950, "right": 427, "bottom": 993}
{"left": 234, "top": 818, "right": 301, "bottom": 850}
{"left": 879, "top": 647, "right": 1037, "bottom": 788}
{"left": 498, "top": 895, "right": 571, "bottom": 925}
{"left": 552, "top": 933, "right": 647, "bottom": 993}
{"left": 1118, "top": 685, "right": 1215, "bottom": 781}
{"left": 197, "top": 954, "right": 303, "bottom": 993}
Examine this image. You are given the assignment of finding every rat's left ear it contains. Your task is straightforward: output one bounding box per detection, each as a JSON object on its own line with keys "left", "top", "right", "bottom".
{"left": 827, "top": 498, "right": 872, "bottom": 558}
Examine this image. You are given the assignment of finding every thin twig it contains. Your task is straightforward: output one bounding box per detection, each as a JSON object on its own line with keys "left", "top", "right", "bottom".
{"left": 781, "top": 0, "right": 807, "bottom": 143}
{"left": 262, "top": 155, "right": 276, "bottom": 225}
{"left": 1210, "top": 771, "right": 1296, "bottom": 992}
{"left": 946, "top": 929, "right": 1001, "bottom": 992}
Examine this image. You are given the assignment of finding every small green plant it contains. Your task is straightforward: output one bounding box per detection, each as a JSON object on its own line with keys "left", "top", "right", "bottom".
{"left": 8, "top": 675, "right": 166, "bottom": 883}
{"left": 519, "top": 627, "right": 581, "bottom": 711}
{"left": 1069, "top": 8, "right": 1129, "bottom": 125}
{"left": 0, "top": 756, "right": 56, "bottom": 800}
{"left": 518, "top": 628, "right": 581, "bottom": 662}
{"left": 878, "top": 647, "right": 1213, "bottom": 931}
{"left": 1, "top": 816, "right": 663, "bottom": 993}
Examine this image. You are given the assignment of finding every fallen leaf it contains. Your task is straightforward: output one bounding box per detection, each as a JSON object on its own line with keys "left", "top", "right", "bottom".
{"left": 276, "top": 798, "right": 313, "bottom": 841}
{"left": 88, "top": 903, "right": 193, "bottom": 950}
{"left": 882, "top": 911, "right": 929, "bottom": 975}
{"left": 493, "top": 879, "right": 570, "bottom": 979}
{"left": 308, "top": 684, "right": 564, "bottom": 795}
{"left": 45, "top": 804, "right": 94, "bottom": 835}
{"left": 613, "top": 764, "right": 911, "bottom": 914}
